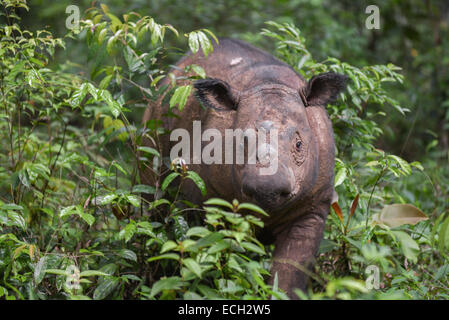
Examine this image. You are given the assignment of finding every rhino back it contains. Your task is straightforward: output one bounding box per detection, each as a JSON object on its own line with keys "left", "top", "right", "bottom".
{"left": 176, "top": 38, "right": 306, "bottom": 92}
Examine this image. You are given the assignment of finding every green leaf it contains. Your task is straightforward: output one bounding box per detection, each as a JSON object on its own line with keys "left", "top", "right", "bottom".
{"left": 138, "top": 146, "right": 161, "bottom": 158}
{"left": 70, "top": 83, "right": 88, "bottom": 107}
{"left": 169, "top": 85, "right": 192, "bottom": 111}
{"left": 334, "top": 166, "right": 347, "bottom": 187}
{"left": 80, "top": 270, "right": 110, "bottom": 277}
{"left": 208, "top": 239, "right": 231, "bottom": 254}
{"left": 182, "top": 258, "right": 202, "bottom": 278}
{"left": 100, "top": 194, "right": 118, "bottom": 205}
{"left": 132, "top": 184, "right": 156, "bottom": 194}
{"left": 161, "top": 172, "right": 180, "bottom": 191}
{"left": 161, "top": 240, "right": 178, "bottom": 253}
{"left": 44, "top": 269, "right": 69, "bottom": 276}
{"left": 119, "top": 222, "right": 136, "bottom": 243}
{"left": 93, "top": 278, "right": 119, "bottom": 300}
{"left": 191, "top": 64, "right": 206, "bottom": 78}
{"left": 124, "top": 194, "right": 140, "bottom": 207}
{"left": 197, "top": 31, "right": 212, "bottom": 58}
{"left": 438, "top": 215, "right": 449, "bottom": 253}
{"left": 147, "top": 253, "right": 180, "bottom": 262}
{"left": 1, "top": 203, "right": 24, "bottom": 211}
{"left": 60, "top": 205, "right": 79, "bottom": 218}
{"left": 237, "top": 203, "right": 269, "bottom": 216}
{"left": 118, "top": 249, "right": 137, "bottom": 262}
{"left": 186, "top": 171, "right": 206, "bottom": 196}
{"left": 188, "top": 32, "right": 199, "bottom": 53}
{"left": 80, "top": 212, "right": 95, "bottom": 226}
{"left": 388, "top": 155, "right": 411, "bottom": 175}
{"left": 186, "top": 227, "right": 211, "bottom": 238}
{"left": 34, "top": 256, "right": 48, "bottom": 285}
{"left": 150, "top": 277, "right": 187, "bottom": 298}
{"left": 192, "top": 232, "right": 224, "bottom": 250}
{"left": 203, "top": 198, "right": 233, "bottom": 210}
{"left": 5, "top": 210, "right": 26, "bottom": 229}
{"left": 241, "top": 241, "right": 265, "bottom": 255}
{"left": 391, "top": 230, "right": 420, "bottom": 263}
{"left": 150, "top": 199, "right": 170, "bottom": 209}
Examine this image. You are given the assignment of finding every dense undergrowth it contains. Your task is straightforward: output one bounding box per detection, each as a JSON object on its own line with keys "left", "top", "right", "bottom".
{"left": 0, "top": 0, "right": 448, "bottom": 300}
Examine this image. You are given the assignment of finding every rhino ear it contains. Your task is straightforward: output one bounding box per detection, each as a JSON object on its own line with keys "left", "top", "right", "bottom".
{"left": 305, "top": 72, "right": 348, "bottom": 106}
{"left": 194, "top": 78, "right": 239, "bottom": 111}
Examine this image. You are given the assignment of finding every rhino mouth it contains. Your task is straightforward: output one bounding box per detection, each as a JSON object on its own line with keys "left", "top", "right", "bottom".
{"left": 244, "top": 189, "right": 296, "bottom": 214}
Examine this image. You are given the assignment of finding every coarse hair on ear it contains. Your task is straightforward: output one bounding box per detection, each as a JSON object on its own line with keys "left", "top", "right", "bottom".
{"left": 194, "top": 78, "right": 239, "bottom": 111}
{"left": 305, "top": 72, "right": 348, "bottom": 107}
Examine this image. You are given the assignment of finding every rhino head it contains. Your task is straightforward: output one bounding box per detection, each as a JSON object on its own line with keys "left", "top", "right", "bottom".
{"left": 194, "top": 71, "right": 347, "bottom": 215}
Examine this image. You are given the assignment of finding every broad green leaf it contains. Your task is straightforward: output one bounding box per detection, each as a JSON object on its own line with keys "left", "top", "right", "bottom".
{"left": 191, "top": 64, "right": 206, "bottom": 78}
{"left": 237, "top": 203, "right": 269, "bottom": 216}
{"left": 124, "top": 194, "right": 140, "bottom": 207}
{"left": 149, "top": 277, "right": 187, "bottom": 298}
{"left": 186, "top": 226, "right": 211, "bottom": 238}
{"left": 93, "top": 278, "right": 119, "bottom": 300}
{"left": 241, "top": 241, "right": 265, "bottom": 255}
{"left": 100, "top": 194, "right": 118, "bottom": 205}
{"left": 34, "top": 256, "right": 48, "bottom": 285}
{"left": 150, "top": 199, "right": 170, "bottom": 209}
{"left": 388, "top": 155, "right": 411, "bottom": 175}
{"left": 334, "top": 166, "right": 347, "bottom": 187}
{"left": 118, "top": 249, "right": 137, "bottom": 262}
{"left": 197, "top": 31, "right": 212, "bottom": 57}
{"left": 192, "top": 232, "right": 224, "bottom": 250}
{"left": 1, "top": 203, "right": 24, "bottom": 211}
{"left": 161, "top": 172, "right": 180, "bottom": 191}
{"left": 391, "top": 230, "right": 420, "bottom": 263}
{"left": 203, "top": 198, "right": 233, "bottom": 210}
{"left": 161, "top": 240, "right": 178, "bottom": 253}
{"left": 208, "top": 239, "right": 231, "bottom": 254}
{"left": 187, "top": 32, "right": 199, "bottom": 53}
{"left": 119, "top": 222, "right": 136, "bottom": 242}
{"left": 70, "top": 83, "right": 88, "bottom": 107}
{"left": 132, "top": 184, "right": 156, "bottom": 194}
{"left": 5, "top": 210, "right": 26, "bottom": 229}
{"left": 80, "top": 212, "right": 95, "bottom": 226}
{"left": 186, "top": 171, "right": 206, "bottom": 196}
{"left": 182, "top": 258, "right": 202, "bottom": 278}
{"left": 169, "top": 85, "right": 192, "bottom": 111}
{"left": 60, "top": 205, "right": 77, "bottom": 218}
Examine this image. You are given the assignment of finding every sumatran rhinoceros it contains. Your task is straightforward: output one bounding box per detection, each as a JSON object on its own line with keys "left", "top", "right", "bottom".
{"left": 142, "top": 38, "right": 347, "bottom": 298}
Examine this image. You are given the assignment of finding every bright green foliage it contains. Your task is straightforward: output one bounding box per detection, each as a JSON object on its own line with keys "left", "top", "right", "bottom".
{"left": 0, "top": 1, "right": 448, "bottom": 300}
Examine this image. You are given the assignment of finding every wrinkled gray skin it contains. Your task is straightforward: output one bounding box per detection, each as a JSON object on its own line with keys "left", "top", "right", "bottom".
{"left": 143, "top": 38, "right": 347, "bottom": 298}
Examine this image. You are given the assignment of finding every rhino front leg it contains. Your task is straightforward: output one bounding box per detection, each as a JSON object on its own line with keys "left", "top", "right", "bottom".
{"left": 270, "top": 212, "right": 327, "bottom": 299}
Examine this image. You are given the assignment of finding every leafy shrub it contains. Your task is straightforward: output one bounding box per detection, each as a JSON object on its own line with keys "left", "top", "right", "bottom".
{"left": 0, "top": 1, "right": 447, "bottom": 300}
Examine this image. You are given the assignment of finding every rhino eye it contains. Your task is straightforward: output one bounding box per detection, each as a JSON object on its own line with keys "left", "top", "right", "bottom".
{"left": 295, "top": 141, "right": 302, "bottom": 151}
